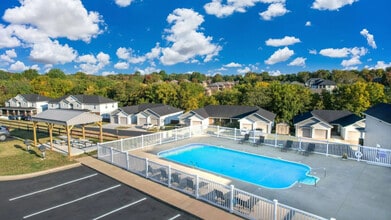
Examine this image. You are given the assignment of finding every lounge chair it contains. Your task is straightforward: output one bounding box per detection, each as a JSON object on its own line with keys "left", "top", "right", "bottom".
{"left": 254, "top": 135, "right": 265, "bottom": 147}
{"left": 281, "top": 140, "right": 293, "bottom": 152}
{"left": 186, "top": 178, "right": 194, "bottom": 191}
{"left": 171, "top": 173, "right": 181, "bottom": 186}
{"left": 239, "top": 133, "right": 250, "bottom": 144}
{"left": 303, "top": 143, "right": 315, "bottom": 156}
{"left": 160, "top": 168, "right": 168, "bottom": 181}
{"left": 214, "top": 189, "right": 228, "bottom": 205}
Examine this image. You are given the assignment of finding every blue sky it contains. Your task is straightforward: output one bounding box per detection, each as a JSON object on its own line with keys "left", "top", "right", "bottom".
{"left": 0, "top": 0, "right": 390, "bottom": 76}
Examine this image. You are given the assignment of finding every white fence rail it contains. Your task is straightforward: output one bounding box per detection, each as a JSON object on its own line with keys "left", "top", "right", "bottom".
{"left": 98, "top": 144, "right": 328, "bottom": 220}
{"left": 97, "top": 125, "right": 391, "bottom": 220}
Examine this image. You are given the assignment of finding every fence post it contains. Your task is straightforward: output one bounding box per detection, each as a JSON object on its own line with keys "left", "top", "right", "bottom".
{"left": 229, "top": 185, "right": 234, "bottom": 213}
{"left": 252, "top": 129, "right": 255, "bottom": 143}
{"left": 273, "top": 199, "right": 278, "bottom": 220}
{"left": 299, "top": 137, "right": 302, "bottom": 151}
{"left": 145, "top": 158, "right": 149, "bottom": 178}
{"left": 168, "top": 165, "right": 171, "bottom": 187}
{"left": 274, "top": 133, "right": 277, "bottom": 147}
{"left": 175, "top": 128, "right": 178, "bottom": 141}
{"left": 159, "top": 132, "right": 162, "bottom": 145}
{"left": 326, "top": 140, "right": 329, "bottom": 156}
{"left": 195, "top": 175, "right": 199, "bottom": 199}
{"left": 126, "top": 152, "right": 129, "bottom": 170}
{"left": 120, "top": 139, "right": 124, "bottom": 152}
{"left": 217, "top": 126, "right": 220, "bottom": 137}
{"left": 189, "top": 126, "right": 192, "bottom": 138}
{"left": 141, "top": 135, "right": 144, "bottom": 148}
{"left": 234, "top": 128, "right": 237, "bottom": 140}
{"left": 110, "top": 147, "right": 114, "bottom": 164}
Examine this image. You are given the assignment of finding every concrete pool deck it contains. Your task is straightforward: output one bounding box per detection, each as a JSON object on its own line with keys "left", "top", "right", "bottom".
{"left": 131, "top": 136, "right": 391, "bottom": 220}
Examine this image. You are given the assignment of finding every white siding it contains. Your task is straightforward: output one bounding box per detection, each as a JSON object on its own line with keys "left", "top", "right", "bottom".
{"left": 364, "top": 115, "right": 391, "bottom": 149}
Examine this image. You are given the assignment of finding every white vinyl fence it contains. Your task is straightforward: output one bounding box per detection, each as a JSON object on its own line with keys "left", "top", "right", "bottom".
{"left": 97, "top": 125, "right": 391, "bottom": 220}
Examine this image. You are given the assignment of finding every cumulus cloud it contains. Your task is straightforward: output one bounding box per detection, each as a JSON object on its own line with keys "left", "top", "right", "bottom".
{"left": 3, "top": 0, "right": 103, "bottom": 42}
{"left": 320, "top": 47, "right": 367, "bottom": 68}
{"left": 76, "top": 52, "right": 110, "bottom": 74}
{"left": 237, "top": 66, "right": 251, "bottom": 74}
{"left": 265, "top": 36, "right": 301, "bottom": 47}
{"left": 309, "top": 49, "right": 317, "bottom": 55}
{"left": 223, "top": 62, "right": 242, "bottom": 68}
{"left": 360, "top": 29, "right": 377, "bottom": 49}
{"left": 374, "top": 61, "right": 391, "bottom": 70}
{"left": 160, "top": 8, "right": 222, "bottom": 65}
{"left": 0, "top": 49, "right": 17, "bottom": 63}
{"left": 116, "top": 43, "right": 161, "bottom": 64}
{"left": 204, "top": 0, "right": 287, "bottom": 18}
{"left": 312, "top": 0, "right": 358, "bottom": 11}
{"left": 9, "top": 61, "right": 27, "bottom": 71}
{"left": 114, "top": 0, "right": 133, "bottom": 7}
{"left": 114, "top": 62, "right": 129, "bottom": 69}
{"left": 319, "top": 48, "right": 350, "bottom": 58}
{"left": 305, "top": 21, "right": 311, "bottom": 26}
{"left": 0, "top": 24, "right": 21, "bottom": 48}
{"left": 265, "top": 47, "right": 294, "bottom": 65}
{"left": 341, "top": 56, "right": 361, "bottom": 68}
{"left": 288, "top": 57, "right": 306, "bottom": 66}
{"left": 30, "top": 40, "right": 77, "bottom": 64}
{"left": 259, "top": 3, "right": 289, "bottom": 20}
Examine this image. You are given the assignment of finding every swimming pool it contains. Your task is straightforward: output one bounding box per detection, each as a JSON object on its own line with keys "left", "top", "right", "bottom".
{"left": 158, "top": 144, "right": 318, "bottom": 189}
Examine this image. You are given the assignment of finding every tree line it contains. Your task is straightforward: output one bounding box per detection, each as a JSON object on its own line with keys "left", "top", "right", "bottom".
{"left": 0, "top": 68, "right": 390, "bottom": 124}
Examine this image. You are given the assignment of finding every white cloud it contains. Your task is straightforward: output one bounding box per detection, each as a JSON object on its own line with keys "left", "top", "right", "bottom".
{"left": 288, "top": 57, "right": 306, "bottom": 66}
{"left": 10, "top": 61, "right": 27, "bottom": 71}
{"left": 360, "top": 29, "right": 377, "bottom": 49}
{"left": 30, "top": 40, "right": 77, "bottom": 64}
{"left": 3, "top": 0, "right": 103, "bottom": 42}
{"left": 114, "top": 0, "right": 133, "bottom": 7}
{"left": 265, "top": 47, "right": 294, "bottom": 65}
{"left": 76, "top": 52, "right": 110, "bottom": 74}
{"left": 269, "top": 70, "right": 283, "bottom": 76}
{"left": 237, "top": 66, "right": 251, "bottom": 74}
{"left": 116, "top": 43, "right": 161, "bottom": 64}
{"left": 265, "top": 36, "right": 301, "bottom": 47}
{"left": 204, "top": 0, "right": 286, "bottom": 18}
{"left": 224, "top": 62, "right": 242, "bottom": 68}
{"left": 341, "top": 56, "right": 361, "bottom": 68}
{"left": 305, "top": 21, "right": 311, "bottom": 26}
{"left": 259, "top": 3, "right": 289, "bottom": 20}
{"left": 114, "top": 62, "right": 129, "bottom": 69}
{"left": 77, "top": 54, "right": 97, "bottom": 63}
{"left": 160, "top": 8, "right": 222, "bottom": 65}
{"left": 135, "top": 66, "right": 161, "bottom": 75}
{"left": 319, "top": 48, "right": 350, "bottom": 58}
{"left": 309, "top": 49, "right": 317, "bottom": 55}
{"left": 101, "top": 71, "right": 117, "bottom": 76}
{"left": 0, "top": 24, "right": 21, "bottom": 48}
{"left": 312, "top": 0, "right": 358, "bottom": 11}
{"left": 0, "top": 49, "right": 17, "bottom": 63}
{"left": 374, "top": 61, "right": 391, "bottom": 70}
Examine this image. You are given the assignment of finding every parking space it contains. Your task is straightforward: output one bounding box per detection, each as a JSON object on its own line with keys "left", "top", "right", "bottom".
{"left": 0, "top": 166, "right": 200, "bottom": 220}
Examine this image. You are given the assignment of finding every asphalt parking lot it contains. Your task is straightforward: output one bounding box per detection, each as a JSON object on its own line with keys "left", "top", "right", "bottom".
{"left": 0, "top": 166, "right": 200, "bottom": 220}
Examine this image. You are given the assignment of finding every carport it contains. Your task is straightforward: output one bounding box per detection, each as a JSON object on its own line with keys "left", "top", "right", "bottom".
{"left": 31, "top": 109, "right": 103, "bottom": 158}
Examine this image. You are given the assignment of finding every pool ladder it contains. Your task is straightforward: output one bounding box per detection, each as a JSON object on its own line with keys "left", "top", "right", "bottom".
{"left": 309, "top": 168, "right": 326, "bottom": 187}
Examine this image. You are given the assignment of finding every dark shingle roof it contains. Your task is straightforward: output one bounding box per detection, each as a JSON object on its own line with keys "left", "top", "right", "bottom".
{"left": 293, "top": 110, "right": 354, "bottom": 125}
{"left": 20, "top": 94, "right": 52, "bottom": 102}
{"left": 333, "top": 114, "right": 363, "bottom": 126}
{"left": 49, "top": 95, "right": 116, "bottom": 104}
{"left": 147, "top": 105, "right": 182, "bottom": 116}
{"left": 191, "top": 105, "right": 275, "bottom": 121}
{"left": 119, "top": 103, "right": 164, "bottom": 115}
{"left": 364, "top": 103, "right": 391, "bottom": 124}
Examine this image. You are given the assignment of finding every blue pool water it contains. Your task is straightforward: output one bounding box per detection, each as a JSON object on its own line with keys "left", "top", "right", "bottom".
{"left": 158, "top": 144, "right": 318, "bottom": 189}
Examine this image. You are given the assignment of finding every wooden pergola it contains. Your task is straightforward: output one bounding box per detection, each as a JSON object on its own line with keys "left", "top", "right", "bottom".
{"left": 31, "top": 109, "right": 103, "bottom": 158}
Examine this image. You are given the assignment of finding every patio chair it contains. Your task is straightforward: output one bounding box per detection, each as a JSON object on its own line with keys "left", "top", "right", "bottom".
{"left": 186, "top": 178, "right": 195, "bottom": 191}
{"left": 254, "top": 135, "right": 265, "bottom": 147}
{"left": 171, "top": 173, "right": 181, "bottom": 186}
{"left": 281, "top": 140, "right": 293, "bottom": 152}
{"left": 214, "top": 189, "right": 229, "bottom": 205}
{"left": 160, "top": 168, "right": 168, "bottom": 181}
{"left": 239, "top": 133, "right": 250, "bottom": 144}
{"left": 148, "top": 165, "right": 159, "bottom": 176}
{"left": 303, "top": 143, "right": 315, "bottom": 156}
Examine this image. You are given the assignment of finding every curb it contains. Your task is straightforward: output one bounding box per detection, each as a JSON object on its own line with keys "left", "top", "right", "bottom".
{"left": 0, "top": 162, "right": 81, "bottom": 181}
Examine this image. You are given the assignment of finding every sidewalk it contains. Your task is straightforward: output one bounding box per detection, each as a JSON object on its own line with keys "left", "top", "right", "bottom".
{"left": 76, "top": 156, "right": 242, "bottom": 220}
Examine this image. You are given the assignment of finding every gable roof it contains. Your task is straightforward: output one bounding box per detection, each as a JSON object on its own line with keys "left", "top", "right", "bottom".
{"left": 293, "top": 110, "right": 355, "bottom": 125}
{"left": 119, "top": 103, "right": 164, "bottom": 115}
{"left": 145, "top": 105, "right": 183, "bottom": 116}
{"left": 32, "top": 109, "right": 102, "bottom": 126}
{"left": 306, "top": 78, "right": 336, "bottom": 86}
{"left": 19, "top": 94, "right": 52, "bottom": 102}
{"left": 333, "top": 114, "right": 364, "bottom": 127}
{"left": 50, "top": 95, "right": 116, "bottom": 104}
{"left": 191, "top": 105, "right": 275, "bottom": 121}
{"left": 364, "top": 103, "right": 391, "bottom": 124}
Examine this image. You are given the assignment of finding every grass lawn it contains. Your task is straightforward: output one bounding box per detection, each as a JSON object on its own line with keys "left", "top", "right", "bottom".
{"left": 0, "top": 136, "right": 77, "bottom": 176}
